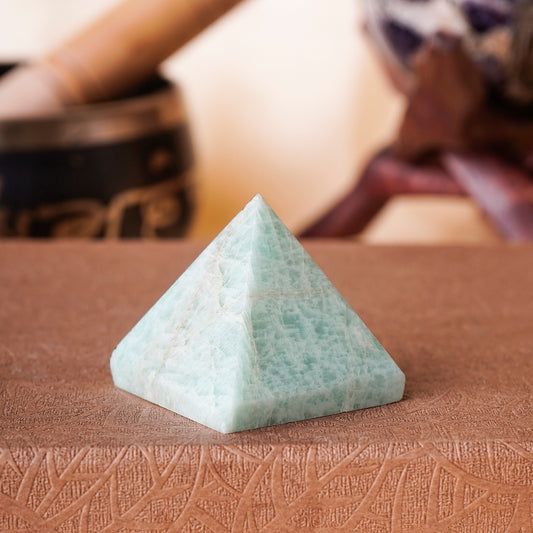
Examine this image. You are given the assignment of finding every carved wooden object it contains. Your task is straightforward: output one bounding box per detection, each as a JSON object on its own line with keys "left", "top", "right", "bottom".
{"left": 303, "top": 36, "right": 533, "bottom": 241}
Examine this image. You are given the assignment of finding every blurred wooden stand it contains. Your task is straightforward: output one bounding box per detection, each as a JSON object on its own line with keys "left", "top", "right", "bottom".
{"left": 303, "top": 36, "right": 533, "bottom": 242}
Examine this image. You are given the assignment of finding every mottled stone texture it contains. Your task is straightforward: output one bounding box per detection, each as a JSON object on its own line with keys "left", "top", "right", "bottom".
{"left": 110, "top": 195, "right": 405, "bottom": 432}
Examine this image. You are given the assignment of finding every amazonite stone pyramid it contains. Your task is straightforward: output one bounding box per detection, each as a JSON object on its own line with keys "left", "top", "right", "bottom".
{"left": 110, "top": 195, "right": 405, "bottom": 433}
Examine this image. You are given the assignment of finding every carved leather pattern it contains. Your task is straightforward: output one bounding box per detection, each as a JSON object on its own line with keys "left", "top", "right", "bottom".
{"left": 0, "top": 441, "right": 531, "bottom": 531}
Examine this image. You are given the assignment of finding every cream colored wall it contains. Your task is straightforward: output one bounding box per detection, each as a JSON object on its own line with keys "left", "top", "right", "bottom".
{"left": 0, "top": 0, "right": 498, "bottom": 242}
{"left": 165, "top": 0, "right": 406, "bottom": 239}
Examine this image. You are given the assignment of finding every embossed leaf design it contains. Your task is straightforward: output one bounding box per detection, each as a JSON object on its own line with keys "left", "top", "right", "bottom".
{"left": 0, "top": 442, "right": 531, "bottom": 531}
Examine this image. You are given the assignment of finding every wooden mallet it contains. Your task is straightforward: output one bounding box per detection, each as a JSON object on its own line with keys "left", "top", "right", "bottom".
{"left": 0, "top": 0, "right": 243, "bottom": 119}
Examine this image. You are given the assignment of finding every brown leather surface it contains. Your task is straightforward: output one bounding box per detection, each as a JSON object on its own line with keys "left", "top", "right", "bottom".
{"left": 0, "top": 242, "right": 532, "bottom": 531}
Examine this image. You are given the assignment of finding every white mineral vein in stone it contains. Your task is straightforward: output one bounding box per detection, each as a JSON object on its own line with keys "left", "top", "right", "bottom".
{"left": 110, "top": 194, "right": 405, "bottom": 433}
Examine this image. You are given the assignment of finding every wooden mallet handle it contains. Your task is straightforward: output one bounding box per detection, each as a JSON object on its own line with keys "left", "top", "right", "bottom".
{"left": 0, "top": 0, "right": 243, "bottom": 119}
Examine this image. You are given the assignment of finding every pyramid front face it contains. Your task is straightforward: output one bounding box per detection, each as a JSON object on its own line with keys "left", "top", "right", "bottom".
{"left": 110, "top": 195, "right": 405, "bottom": 433}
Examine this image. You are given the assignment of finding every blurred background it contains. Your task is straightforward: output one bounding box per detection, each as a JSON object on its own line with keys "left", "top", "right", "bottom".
{"left": 0, "top": 0, "right": 500, "bottom": 242}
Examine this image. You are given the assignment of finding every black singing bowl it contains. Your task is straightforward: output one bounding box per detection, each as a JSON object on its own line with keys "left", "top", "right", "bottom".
{"left": 0, "top": 64, "right": 194, "bottom": 238}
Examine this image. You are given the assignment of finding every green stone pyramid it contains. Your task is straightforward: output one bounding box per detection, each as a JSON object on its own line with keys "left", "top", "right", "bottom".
{"left": 110, "top": 195, "right": 405, "bottom": 433}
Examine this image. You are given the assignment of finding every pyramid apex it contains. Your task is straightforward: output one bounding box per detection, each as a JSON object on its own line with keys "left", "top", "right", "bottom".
{"left": 247, "top": 193, "right": 267, "bottom": 208}
{"left": 239, "top": 193, "right": 280, "bottom": 234}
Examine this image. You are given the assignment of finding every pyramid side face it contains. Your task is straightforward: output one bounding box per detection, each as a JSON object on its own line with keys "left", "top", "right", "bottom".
{"left": 230, "top": 197, "right": 405, "bottom": 431}
{"left": 110, "top": 202, "right": 261, "bottom": 433}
